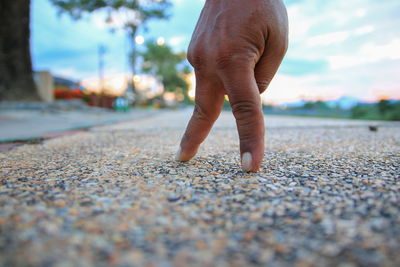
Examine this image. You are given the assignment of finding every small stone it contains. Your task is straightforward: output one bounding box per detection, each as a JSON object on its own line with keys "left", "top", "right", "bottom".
{"left": 167, "top": 195, "right": 181, "bottom": 202}
{"left": 69, "top": 208, "right": 79, "bottom": 216}
{"left": 312, "top": 213, "right": 325, "bottom": 223}
{"left": 274, "top": 244, "right": 291, "bottom": 254}
{"left": 234, "top": 194, "right": 246, "bottom": 202}
{"left": 124, "top": 249, "right": 144, "bottom": 262}
{"left": 54, "top": 199, "right": 67, "bottom": 208}
{"left": 368, "top": 125, "right": 378, "bottom": 132}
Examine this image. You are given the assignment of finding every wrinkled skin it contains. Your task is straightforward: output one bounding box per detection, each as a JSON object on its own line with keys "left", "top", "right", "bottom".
{"left": 176, "top": 0, "right": 288, "bottom": 172}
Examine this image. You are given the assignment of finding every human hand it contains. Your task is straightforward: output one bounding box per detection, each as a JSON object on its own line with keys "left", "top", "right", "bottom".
{"left": 176, "top": 0, "right": 288, "bottom": 172}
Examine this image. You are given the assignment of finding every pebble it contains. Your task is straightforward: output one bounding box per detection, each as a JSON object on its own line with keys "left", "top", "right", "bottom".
{"left": 54, "top": 199, "right": 67, "bottom": 208}
{"left": 0, "top": 111, "right": 399, "bottom": 266}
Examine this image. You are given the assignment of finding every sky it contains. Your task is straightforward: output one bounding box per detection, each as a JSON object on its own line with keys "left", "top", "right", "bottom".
{"left": 31, "top": 0, "right": 400, "bottom": 104}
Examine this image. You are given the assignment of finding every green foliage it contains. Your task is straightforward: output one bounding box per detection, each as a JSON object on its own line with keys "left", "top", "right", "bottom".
{"left": 351, "top": 100, "right": 400, "bottom": 121}
{"left": 140, "top": 40, "right": 190, "bottom": 102}
{"left": 378, "top": 100, "right": 390, "bottom": 115}
{"left": 381, "top": 101, "right": 400, "bottom": 120}
{"left": 351, "top": 104, "right": 380, "bottom": 120}
{"left": 50, "top": 0, "right": 171, "bottom": 24}
{"left": 50, "top": 0, "right": 172, "bottom": 87}
{"left": 301, "top": 100, "right": 330, "bottom": 110}
{"left": 263, "top": 99, "right": 400, "bottom": 121}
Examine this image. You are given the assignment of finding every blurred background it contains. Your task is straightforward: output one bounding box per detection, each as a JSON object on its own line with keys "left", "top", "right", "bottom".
{"left": 1, "top": 0, "right": 400, "bottom": 120}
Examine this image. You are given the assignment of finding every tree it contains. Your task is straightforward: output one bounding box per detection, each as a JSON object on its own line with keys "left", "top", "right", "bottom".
{"left": 140, "top": 40, "right": 190, "bottom": 103}
{"left": 0, "top": 0, "right": 38, "bottom": 101}
{"left": 351, "top": 101, "right": 400, "bottom": 121}
{"left": 378, "top": 99, "right": 390, "bottom": 115}
{"left": 378, "top": 100, "right": 400, "bottom": 121}
{"left": 50, "top": 0, "right": 172, "bottom": 90}
{"left": 302, "top": 100, "right": 330, "bottom": 110}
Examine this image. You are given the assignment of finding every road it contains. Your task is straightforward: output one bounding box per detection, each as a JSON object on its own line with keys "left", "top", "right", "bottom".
{"left": 1, "top": 110, "right": 399, "bottom": 266}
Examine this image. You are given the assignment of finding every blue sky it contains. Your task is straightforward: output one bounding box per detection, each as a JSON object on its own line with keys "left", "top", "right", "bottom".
{"left": 31, "top": 0, "right": 400, "bottom": 103}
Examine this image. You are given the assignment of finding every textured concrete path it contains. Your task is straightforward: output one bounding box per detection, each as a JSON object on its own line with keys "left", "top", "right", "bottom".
{"left": 1, "top": 110, "right": 399, "bottom": 266}
{"left": 0, "top": 106, "right": 158, "bottom": 142}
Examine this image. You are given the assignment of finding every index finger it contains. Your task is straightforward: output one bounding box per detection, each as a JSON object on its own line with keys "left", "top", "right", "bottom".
{"left": 177, "top": 73, "right": 225, "bottom": 162}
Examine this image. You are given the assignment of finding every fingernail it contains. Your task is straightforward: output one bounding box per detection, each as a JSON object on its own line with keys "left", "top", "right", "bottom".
{"left": 175, "top": 147, "right": 182, "bottom": 162}
{"left": 241, "top": 152, "right": 252, "bottom": 172}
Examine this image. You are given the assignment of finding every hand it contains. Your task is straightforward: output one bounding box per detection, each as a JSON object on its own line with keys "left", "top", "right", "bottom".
{"left": 176, "top": 0, "right": 288, "bottom": 172}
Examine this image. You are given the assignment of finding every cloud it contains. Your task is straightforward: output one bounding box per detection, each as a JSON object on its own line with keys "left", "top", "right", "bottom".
{"left": 279, "top": 0, "right": 400, "bottom": 101}
{"left": 262, "top": 74, "right": 345, "bottom": 105}
{"left": 31, "top": 0, "right": 400, "bottom": 102}
{"left": 327, "top": 39, "right": 400, "bottom": 70}
{"left": 307, "top": 31, "right": 350, "bottom": 47}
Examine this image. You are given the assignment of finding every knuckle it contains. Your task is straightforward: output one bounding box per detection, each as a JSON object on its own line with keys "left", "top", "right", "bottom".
{"left": 278, "top": 40, "right": 289, "bottom": 58}
{"left": 215, "top": 51, "right": 243, "bottom": 70}
{"left": 187, "top": 44, "right": 204, "bottom": 69}
{"left": 192, "top": 103, "right": 218, "bottom": 123}
{"left": 188, "top": 55, "right": 204, "bottom": 70}
{"left": 187, "top": 53, "right": 202, "bottom": 68}
{"left": 231, "top": 100, "right": 260, "bottom": 121}
{"left": 215, "top": 51, "right": 235, "bottom": 70}
{"left": 215, "top": 47, "right": 253, "bottom": 72}
{"left": 256, "top": 80, "right": 270, "bottom": 93}
{"left": 274, "top": 32, "right": 289, "bottom": 58}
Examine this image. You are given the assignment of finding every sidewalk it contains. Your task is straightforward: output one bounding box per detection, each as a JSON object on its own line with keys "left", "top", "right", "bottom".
{"left": 1, "top": 109, "right": 399, "bottom": 266}
{"left": 0, "top": 101, "right": 158, "bottom": 142}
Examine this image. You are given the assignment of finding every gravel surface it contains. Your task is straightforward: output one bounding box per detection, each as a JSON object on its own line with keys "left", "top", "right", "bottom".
{"left": 1, "top": 110, "right": 399, "bottom": 266}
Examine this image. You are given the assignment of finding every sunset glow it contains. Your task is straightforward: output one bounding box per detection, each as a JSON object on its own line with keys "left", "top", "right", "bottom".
{"left": 32, "top": 0, "right": 400, "bottom": 104}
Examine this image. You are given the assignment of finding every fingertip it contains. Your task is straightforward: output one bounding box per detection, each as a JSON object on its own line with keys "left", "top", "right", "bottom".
{"left": 241, "top": 152, "right": 252, "bottom": 172}
{"left": 175, "top": 147, "right": 182, "bottom": 162}
{"left": 241, "top": 152, "right": 262, "bottom": 173}
{"left": 175, "top": 146, "right": 197, "bottom": 162}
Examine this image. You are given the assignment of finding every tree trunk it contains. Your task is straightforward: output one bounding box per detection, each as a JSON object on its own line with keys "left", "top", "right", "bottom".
{"left": 0, "top": 0, "right": 38, "bottom": 101}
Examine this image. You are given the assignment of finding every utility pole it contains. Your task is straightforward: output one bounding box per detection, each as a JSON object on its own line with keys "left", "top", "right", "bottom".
{"left": 98, "top": 45, "right": 106, "bottom": 94}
